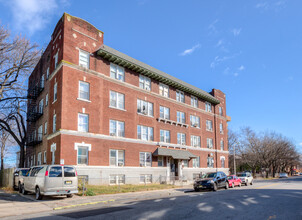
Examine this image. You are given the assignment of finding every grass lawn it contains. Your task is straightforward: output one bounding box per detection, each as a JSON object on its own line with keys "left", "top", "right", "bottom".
{"left": 78, "top": 184, "right": 177, "bottom": 196}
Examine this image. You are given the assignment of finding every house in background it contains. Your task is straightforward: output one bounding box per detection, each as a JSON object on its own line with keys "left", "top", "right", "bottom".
{"left": 25, "top": 13, "right": 230, "bottom": 184}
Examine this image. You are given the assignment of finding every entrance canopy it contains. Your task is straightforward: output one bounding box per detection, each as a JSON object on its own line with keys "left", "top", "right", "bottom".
{"left": 153, "top": 148, "right": 197, "bottom": 160}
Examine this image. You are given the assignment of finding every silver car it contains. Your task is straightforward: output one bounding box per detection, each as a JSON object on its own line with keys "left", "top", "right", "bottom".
{"left": 13, "top": 168, "right": 30, "bottom": 192}
{"left": 237, "top": 172, "right": 254, "bottom": 186}
{"left": 20, "top": 165, "right": 78, "bottom": 200}
{"left": 279, "top": 173, "right": 288, "bottom": 178}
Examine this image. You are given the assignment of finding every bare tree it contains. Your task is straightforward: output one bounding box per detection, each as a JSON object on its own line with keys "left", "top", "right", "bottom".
{"left": 0, "top": 129, "right": 10, "bottom": 170}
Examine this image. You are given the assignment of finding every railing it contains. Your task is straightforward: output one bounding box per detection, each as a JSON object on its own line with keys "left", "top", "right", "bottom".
{"left": 27, "top": 81, "right": 44, "bottom": 100}
{"left": 27, "top": 108, "right": 43, "bottom": 122}
{"left": 26, "top": 132, "right": 43, "bottom": 146}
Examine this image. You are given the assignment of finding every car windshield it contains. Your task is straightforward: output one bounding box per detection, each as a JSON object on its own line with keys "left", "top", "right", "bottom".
{"left": 237, "top": 173, "right": 247, "bottom": 177}
{"left": 227, "top": 176, "right": 233, "bottom": 180}
{"left": 204, "top": 173, "right": 217, "bottom": 178}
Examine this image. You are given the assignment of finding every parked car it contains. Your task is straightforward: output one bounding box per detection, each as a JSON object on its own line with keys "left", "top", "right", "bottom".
{"left": 20, "top": 165, "right": 78, "bottom": 200}
{"left": 279, "top": 173, "right": 288, "bottom": 178}
{"left": 194, "top": 171, "right": 229, "bottom": 192}
{"left": 227, "top": 175, "right": 242, "bottom": 188}
{"left": 13, "top": 168, "right": 30, "bottom": 191}
{"left": 237, "top": 172, "right": 253, "bottom": 186}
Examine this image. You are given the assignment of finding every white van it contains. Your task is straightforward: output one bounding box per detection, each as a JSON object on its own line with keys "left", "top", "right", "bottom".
{"left": 21, "top": 165, "right": 78, "bottom": 200}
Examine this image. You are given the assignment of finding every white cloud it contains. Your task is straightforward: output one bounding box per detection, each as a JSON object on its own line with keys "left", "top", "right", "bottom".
{"left": 208, "top": 19, "right": 219, "bottom": 34}
{"left": 179, "top": 43, "right": 201, "bottom": 56}
{"left": 215, "top": 39, "right": 224, "bottom": 47}
{"left": 255, "top": 2, "right": 269, "bottom": 9}
{"left": 7, "top": 0, "right": 60, "bottom": 35}
{"left": 238, "top": 65, "right": 245, "bottom": 71}
{"left": 223, "top": 67, "right": 230, "bottom": 75}
{"left": 210, "top": 53, "right": 239, "bottom": 68}
{"left": 232, "top": 28, "right": 241, "bottom": 36}
{"left": 233, "top": 72, "right": 239, "bottom": 77}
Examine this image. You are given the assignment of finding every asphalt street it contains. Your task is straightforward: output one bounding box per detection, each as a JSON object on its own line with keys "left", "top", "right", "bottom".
{"left": 3, "top": 176, "right": 302, "bottom": 220}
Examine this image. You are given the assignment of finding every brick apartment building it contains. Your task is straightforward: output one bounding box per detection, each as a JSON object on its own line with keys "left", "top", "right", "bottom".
{"left": 25, "top": 13, "right": 230, "bottom": 184}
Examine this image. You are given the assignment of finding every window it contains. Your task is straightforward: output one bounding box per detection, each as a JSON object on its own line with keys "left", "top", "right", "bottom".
{"left": 43, "top": 151, "right": 46, "bottom": 164}
{"left": 177, "top": 111, "right": 185, "bottom": 123}
{"left": 140, "top": 174, "right": 152, "bottom": 183}
{"left": 139, "top": 75, "right": 151, "bottom": 91}
{"left": 206, "top": 120, "right": 213, "bottom": 131}
{"left": 38, "top": 125, "right": 42, "bottom": 141}
{"left": 183, "top": 160, "right": 188, "bottom": 167}
{"left": 220, "top": 140, "right": 224, "bottom": 151}
{"left": 54, "top": 82, "right": 57, "bottom": 102}
{"left": 193, "top": 157, "right": 200, "bottom": 168}
{"left": 109, "top": 174, "right": 125, "bottom": 185}
{"left": 137, "top": 125, "right": 154, "bottom": 141}
{"left": 159, "top": 83, "right": 169, "bottom": 97}
{"left": 54, "top": 52, "right": 58, "bottom": 69}
{"left": 45, "top": 94, "right": 48, "bottom": 106}
{"left": 38, "top": 99, "right": 44, "bottom": 114}
{"left": 110, "top": 120, "right": 125, "bottom": 137}
{"left": 159, "top": 106, "right": 170, "bottom": 119}
{"left": 77, "top": 146, "right": 88, "bottom": 165}
{"left": 49, "top": 166, "right": 62, "bottom": 177}
{"left": 41, "top": 75, "right": 45, "bottom": 88}
{"left": 46, "top": 67, "right": 49, "bottom": 79}
{"left": 205, "top": 102, "right": 212, "bottom": 112}
{"left": 110, "top": 63, "right": 124, "bottom": 81}
{"left": 79, "top": 50, "right": 90, "bottom": 68}
{"left": 64, "top": 166, "right": 76, "bottom": 177}
{"left": 207, "top": 156, "right": 214, "bottom": 168}
{"left": 78, "top": 113, "right": 89, "bottom": 132}
{"left": 160, "top": 130, "right": 170, "bottom": 143}
{"left": 177, "top": 133, "right": 186, "bottom": 145}
{"left": 110, "top": 91, "right": 125, "bottom": 110}
{"left": 137, "top": 99, "right": 153, "bottom": 116}
{"left": 219, "top": 106, "right": 223, "bottom": 116}
{"left": 191, "top": 135, "right": 201, "bottom": 147}
{"left": 79, "top": 81, "right": 90, "bottom": 100}
{"left": 207, "top": 138, "right": 213, "bottom": 149}
{"left": 44, "top": 122, "right": 47, "bottom": 135}
{"left": 140, "top": 152, "right": 152, "bottom": 167}
{"left": 220, "top": 123, "right": 223, "bottom": 134}
{"left": 221, "top": 158, "right": 225, "bottom": 168}
{"left": 190, "top": 115, "right": 200, "bottom": 128}
{"left": 191, "top": 96, "right": 198, "bottom": 108}
{"left": 53, "top": 114, "right": 56, "bottom": 132}
{"left": 37, "top": 152, "right": 42, "bottom": 165}
{"left": 176, "top": 90, "right": 185, "bottom": 103}
{"left": 110, "top": 149, "right": 125, "bottom": 166}
{"left": 158, "top": 156, "right": 163, "bottom": 167}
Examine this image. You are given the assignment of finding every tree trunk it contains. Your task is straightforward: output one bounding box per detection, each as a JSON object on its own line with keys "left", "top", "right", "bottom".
{"left": 19, "top": 143, "right": 25, "bottom": 168}
{"left": 0, "top": 150, "right": 3, "bottom": 170}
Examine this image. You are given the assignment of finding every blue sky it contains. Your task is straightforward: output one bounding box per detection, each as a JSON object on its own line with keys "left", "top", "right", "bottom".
{"left": 0, "top": 0, "right": 301, "bottom": 153}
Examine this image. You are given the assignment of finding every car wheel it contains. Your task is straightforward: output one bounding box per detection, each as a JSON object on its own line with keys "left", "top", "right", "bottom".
{"left": 250, "top": 180, "right": 253, "bottom": 185}
{"left": 232, "top": 183, "right": 235, "bottom": 188}
{"left": 225, "top": 182, "right": 229, "bottom": 190}
{"left": 194, "top": 187, "right": 199, "bottom": 192}
{"left": 246, "top": 180, "right": 248, "bottom": 186}
{"left": 238, "top": 182, "right": 241, "bottom": 187}
{"left": 18, "top": 183, "right": 22, "bottom": 193}
{"left": 67, "top": 194, "right": 73, "bottom": 198}
{"left": 35, "top": 187, "right": 43, "bottom": 200}
{"left": 213, "top": 183, "right": 217, "bottom": 191}
{"left": 22, "top": 184, "right": 27, "bottom": 195}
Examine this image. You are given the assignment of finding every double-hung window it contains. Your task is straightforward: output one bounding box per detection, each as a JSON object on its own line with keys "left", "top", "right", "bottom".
{"left": 37, "top": 152, "right": 42, "bottom": 165}
{"left": 191, "top": 96, "right": 198, "bottom": 108}
{"left": 43, "top": 151, "right": 47, "bottom": 164}
{"left": 177, "top": 133, "right": 186, "bottom": 145}
{"left": 140, "top": 152, "right": 152, "bottom": 167}
{"left": 54, "top": 52, "right": 58, "bottom": 69}
{"left": 159, "top": 106, "right": 170, "bottom": 119}
{"left": 110, "top": 91, "right": 125, "bottom": 110}
{"left": 220, "top": 123, "right": 223, "bottom": 134}
{"left": 220, "top": 140, "right": 224, "bottom": 151}
{"left": 207, "top": 156, "right": 214, "bottom": 168}
{"left": 46, "top": 67, "right": 49, "bottom": 79}
{"left": 77, "top": 146, "right": 88, "bottom": 165}
{"left": 177, "top": 111, "right": 185, "bottom": 123}
{"left": 79, "top": 50, "right": 90, "bottom": 68}
{"left": 78, "top": 113, "right": 89, "bottom": 132}
{"left": 38, "top": 125, "right": 43, "bottom": 141}
{"left": 45, "top": 94, "right": 48, "bottom": 106}
{"left": 44, "top": 122, "right": 47, "bottom": 135}
{"left": 137, "top": 125, "right": 153, "bottom": 141}
{"left": 79, "top": 81, "right": 90, "bottom": 101}
{"left": 206, "top": 120, "right": 213, "bottom": 131}
{"left": 140, "top": 174, "right": 152, "bottom": 183}
{"left": 110, "top": 120, "right": 125, "bottom": 137}
{"left": 158, "top": 156, "right": 163, "bottom": 167}
{"left": 205, "top": 102, "right": 212, "bottom": 112}
{"left": 190, "top": 115, "right": 200, "bottom": 128}
{"left": 191, "top": 135, "right": 201, "bottom": 147}
{"left": 160, "top": 130, "right": 170, "bottom": 143}
{"left": 110, "top": 174, "right": 125, "bottom": 185}
{"left": 137, "top": 99, "right": 153, "bottom": 116}
{"left": 176, "top": 90, "right": 185, "bottom": 103}
{"left": 110, "top": 149, "right": 125, "bottom": 166}
{"left": 159, "top": 83, "right": 169, "bottom": 97}
{"left": 183, "top": 160, "right": 188, "bottom": 167}
{"left": 139, "top": 75, "right": 151, "bottom": 91}
{"left": 53, "top": 114, "right": 56, "bottom": 132}
{"left": 110, "top": 63, "right": 124, "bottom": 81}
{"left": 219, "top": 106, "right": 223, "bottom": 116}
{"left": 221, "top": 158, "right": 225, "bottom": 168}
{"left": 207, "top": 138, "right": 213, "bottom": 149}
{"left": 38, "top": 99, "right": 44, "bottom": 114}
{"left": 54, "top": 82, "right": 57, "bottom": 102}
{"left": 41, "top": 75, "right": 45, "bottom": 89}
{"left": 193, "top": 157, "right": 200, "bottom": 168}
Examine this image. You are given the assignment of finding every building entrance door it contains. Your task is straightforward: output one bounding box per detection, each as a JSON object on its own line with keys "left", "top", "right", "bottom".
{"left": 170, "top": 159, "right": 178, "bottom": 177}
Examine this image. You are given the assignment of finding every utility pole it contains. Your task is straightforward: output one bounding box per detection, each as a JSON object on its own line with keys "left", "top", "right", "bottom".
{"left": 233, "top": 144, "right": 236, "bottom": 175}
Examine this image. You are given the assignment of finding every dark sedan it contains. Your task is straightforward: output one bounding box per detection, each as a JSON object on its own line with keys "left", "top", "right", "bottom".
{"left": 194, "top": 171, "right": 229, "bottom": 191}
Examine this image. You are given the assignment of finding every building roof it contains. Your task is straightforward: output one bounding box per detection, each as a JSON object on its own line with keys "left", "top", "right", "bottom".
{"left": 97, "top": 45, "right": 220, "bottom": 104}
{"left": 153, "top": 148, "right": 197, "bottom": 160}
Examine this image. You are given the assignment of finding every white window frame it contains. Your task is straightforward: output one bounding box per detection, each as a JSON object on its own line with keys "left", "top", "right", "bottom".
{"left": 74, "top": 143, "right": 91, "bottom": 165}
{"left": 38, "top": 99, "right": 44, "bottom": 114}
{"left": 109, "top": 91, "right": 125, "bottom": 110}
{"left": 109, "top": 120, "right": 125, "bottom": 137}
{"left": 44, "top": 122, "right": 47, "bottom": 135}
{"left": 137, "top": 99, "right": 153, "bottom": 116}
{"left": 191, "top": 96, "right": 198, "bottom": 108}
{"left": 43, "top": 151, "right": 47, "bottom": 164}
{"left": 220, "top": 123, "right": 223, "bottom": 134}
{"left": 41, "top": 74, "right": 45, "bottom": 89}
{"left": 191, "top": 135, "right": 201, "bottom": 147}
{"left": 206, "top": 120, "right": 213, "bottom": 131}
{"left": 177, "top": 111, "right": 185, "bottom": 123}
{"left": 54, "top": 52, "right": 58, "bottom": 69}
{"left": 140, "top": 152, "right": 152, "bottom": 167}
{"left": 159, "top": 106, "right": 170, "bottom": 120}
{"left": 137, "top": 125, "right": 154, "bottom": 141}
{"left": 53, "top": 114, "right": 56, "bottom": 133}
{"left": 221, "top": 157, "right": 225, "bottom": 168}
{"left": 207, "top": 157, "right": 214, "bottom": 168}
{"left": 45, "top": 94, "right": 48, "bottom": 106}
{"left": 160, "top": 129, "right": 170, "bottom": 143}
{"left": 177, "top": 133, "right": 186, "bottom": 145}
{"left": 109, "top": 174, "right": 125, "bottom": 185}
{"left": 190, "top": 115, "right": 200, "bottom": 128}
{"left": 38, "top": 125, "right": 43, "bottom": 141}
{"left": 220, "top": 140, "right": 224, "bottom": 151}
{"left": 79, "top": 50, "right": 90, "bottom": 69}
{"left": 78, "top": 113, "right": 89, "bottom": 132}
{"left": 176, "top": 90, "right": 185, "bottom": 103}
{"left": 46, "top": 67, "right": 49, "bottom": 79}
{"left": 54, "top": 82, "right": 57, "bottom": 102}
{"left": 78, "top": 81, "right": 90, "bottom": 101}
{"left": 109, "top": 149, "right": 125, "bottom": 166}
{"left": 207, "top": 138, "right": 213, "bottom": 149}
{"left": 139, "top": 75, "right": 151, "bottom": 91}
{"left": 140, "top": 174, "right": 152, "bottom": 183}
{"left": 37, "top": 152, "right": 42, "bottom": 165}
{"left": 183, "top": 160, "right": 188, "bottom": 167}
{"left": 159, "top": 83, "right": 169, "bottom": 97}
{"left": 158, "top": 156, "right": 163, "bottom": 167}
{"left": 193, "top": 157, "right": 200, "bottom": 168}
{"left": 219, "top": 106, "right": 223, "bottom": 116}
{"left": 110, "top": 63, "right": 125, "bottom": 82}
{"left": 205, "top": 102, "right": 212, "bottom": 112}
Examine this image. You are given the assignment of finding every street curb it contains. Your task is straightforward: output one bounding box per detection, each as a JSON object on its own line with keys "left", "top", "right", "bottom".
{"left": 53, "top": 199, "right": 115, "bottom": 210}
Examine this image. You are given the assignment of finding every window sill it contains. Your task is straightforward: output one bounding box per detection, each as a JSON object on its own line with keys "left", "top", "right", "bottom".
{"left": 52, "top": 99, "right": 57, "bottom": 105}
{"left": 137, "top": 113, "right": 154, "bottom": 118}
{"left": 157, "top": 118, "right": 188, "bottom": 128}
{"left": 206, "top": 129, "right": 213, "bottom": 132}
{"left": 77, "top": 98, "right": 91, "bottom": 103}
{"left": 190, "top": 126, "right": 200, "bottom": 129}
{"left": 109, "top": 106, "right": 126, "bottom": 111}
